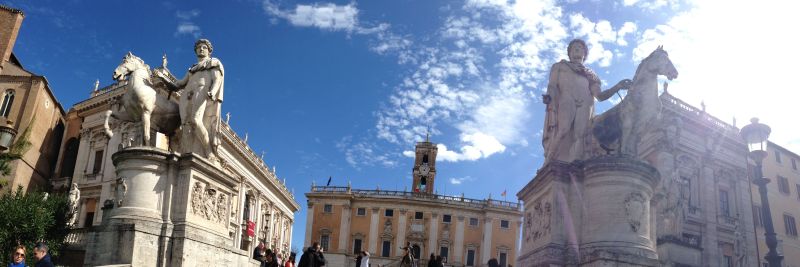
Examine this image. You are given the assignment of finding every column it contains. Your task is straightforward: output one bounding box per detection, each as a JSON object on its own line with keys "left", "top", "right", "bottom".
{"left": 701, "top": 165, "right": 719, "bottom": 266}
{"left": 428, "top": 213, "right": 439, "bottom": 256}
{"left": 481, "top": 217, "right": 493, "bottom": 265}
{"left": 454, "top": 216, "right": 465, "bottom": 264}
{"left": 338, "top": 204, "right": 352, "bottom": 253}
{"left": 287, "top": 218, "right": 294, "bottom": 253}
{"left": 396, "top": 209, "right": 408, "bottom": 256}
{"left": 304, "top": 202, "right": 314, "bottom": 247}
{"left": 234, "top": 184, "right": 246, "bottom": 247}
{"left": 368, "top": 207, "right": 380, "bottom": 254}
{"left": 253, "top": 196, "right": 261, "bottom": 244}
{"left": 73, "top": 129, "right": 91, "bottom": 182}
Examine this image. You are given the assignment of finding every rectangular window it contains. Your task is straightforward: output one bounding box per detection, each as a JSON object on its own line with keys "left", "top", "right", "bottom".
{"left": 785, "top": 214, "right": 798, "bottom": 236}
{"left": 382, "top": 241, "right": 391, "bottom": 257}
{"left": 719, "top": 189, "right": 730, "bottom": 217}
{"left": 793, "top": 158, "right": 798, "bottom": 170}
{"left": 469, "top": 218, "right": 479, "bottom": 226}
{"left": 415, "top": 211, "right": 423, "bottom": 220}
{"left": 323, "top": 204, "right": 333, "bottom": 213}
{"left": 385, "top": 209, "right": 394, "bottom": 217}
{"left": 797, "top": 185, "right": 800, "bottom": 201}
{"left": 499, "top": 252, "right": 507, "bottom": 267}
{"left": 500, "top": 220, "right": 510, "bottom": 229}
{"left": 353, "top": 239, "right": 362, "bottom": 254}
{"left": 439, "top": 247, "right": 449, "bottom": 263}
{"left": 723, "top": 255, "right": 733, "bottom": 267}
{"left": 753, "top": 205, "right": 764, "bottom": 227}
{"left": 779, "top": 176, "right": 790, "bottom": 194}
{"left": 442, "top": 214, "right": 451, "bottom": 223}
{"left": 321, "top": 235, "right": 330, "bottom": 251}
{"left": 776, "top": 150, "right": 782, "bottom": 163}
{"left": 92, "top": 150, "right": 104, "bottom": 174}
{"left": 466, "top": 249, "right": 475, "bottom": 266}
{"left": 356, "top": 207, "right": 366, "bottom": 216}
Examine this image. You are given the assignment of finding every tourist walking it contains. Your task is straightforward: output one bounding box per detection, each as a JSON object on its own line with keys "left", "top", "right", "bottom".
{"left": 359, "top": 251, "right": 370, "bottom": 267}
{"left": 284, "top": 252, "right": 296, "bottom": 267}
{"left": 487, "top": 258, "right": 499, "bottom": 267}
{"left": 298, "top": 242, "right": 326, "bottom": 267}
{"left": 32, "top": 243, "right": 53, "bottom": 267}
{"left": 8, "top": 245, "right": 26, "bottom": 267}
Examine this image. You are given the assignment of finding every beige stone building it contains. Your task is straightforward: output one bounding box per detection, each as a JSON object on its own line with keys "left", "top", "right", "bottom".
{"left": 752, "top": 142, "right": 800, "bottom": 267}
{"left": 637, "top": 92, "right": 758, "bottom": 266}
{"left": 0, "top": 5, "right": 66, "bottom": 194}
{"left": 56, "top": 79, "right": 300, "bottom": 264}
{"left": 306, "top": 140, "right": 521, "bottom": 267}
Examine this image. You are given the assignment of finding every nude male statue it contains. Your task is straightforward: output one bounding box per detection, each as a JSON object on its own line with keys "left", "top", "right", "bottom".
{"left": 542, "top": 39, "right": 631, "bottom": 163}
{"left": 167, "top": 39, "right": 225, "bottom": 158}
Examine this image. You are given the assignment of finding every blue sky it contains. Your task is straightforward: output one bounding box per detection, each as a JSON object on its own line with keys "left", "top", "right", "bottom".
{"left": 5, "top": 0, "right": 799, "bottom": 252}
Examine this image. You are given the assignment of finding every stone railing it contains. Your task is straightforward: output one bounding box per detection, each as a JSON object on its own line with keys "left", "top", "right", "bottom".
{"left": 661, "top": 93, "right": 738, "bottom": 133}
{"left": 310, "top": 186, "right": 520, "bottom": 211}
{"left": 687, "top": 205, "right": 700, "bottom": 216}
{"left": 65, "top": 228, "right": 89, "bottom": 249}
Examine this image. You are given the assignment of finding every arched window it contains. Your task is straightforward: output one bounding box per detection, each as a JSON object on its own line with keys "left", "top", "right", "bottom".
{"left": 0, "top": 90, "right": 15, "bottom": 117}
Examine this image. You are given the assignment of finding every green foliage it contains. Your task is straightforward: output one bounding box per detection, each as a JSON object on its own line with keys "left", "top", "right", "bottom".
{"left": 0, "top": 117, "right": 33, "bottom": 185}
{"left": 0, "top": 186, "right": 70, "bottom": 265}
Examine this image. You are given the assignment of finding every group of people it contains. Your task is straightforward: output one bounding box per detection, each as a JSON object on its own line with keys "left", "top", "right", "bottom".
{"left": 253, "top": 242, "right": 296, "bottom": 267}
{"left": 256, "top": 242, "right": 326, "bottom": 267}
{"left": 7, "top": 242, "right": 54, "bottom": 267}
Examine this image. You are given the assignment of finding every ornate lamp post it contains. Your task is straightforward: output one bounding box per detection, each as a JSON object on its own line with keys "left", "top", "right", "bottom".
{"left": 0, "top": 124, "right": 17, "bottom": 151}
{"left": 740, "top": 118, "right": 783, "bottom": 267}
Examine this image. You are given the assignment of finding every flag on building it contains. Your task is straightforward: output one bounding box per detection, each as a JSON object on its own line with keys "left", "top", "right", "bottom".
{"left": 326, "top": 176, "right": 332, "bottom": 186}
{"left": 501, "top": 189, "right": 507, "bottom": 197}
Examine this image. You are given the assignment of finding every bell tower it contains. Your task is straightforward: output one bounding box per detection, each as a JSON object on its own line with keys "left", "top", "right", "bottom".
{"left": 412, "top": 135, "right": 437, "bottom": 194}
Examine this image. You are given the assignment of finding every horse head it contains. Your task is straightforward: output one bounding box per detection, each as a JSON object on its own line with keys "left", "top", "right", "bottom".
{"left": 113, "top": 52, "right": 147, "bottom": 81}
{"left": 643, "top": 46, "right": 678, "bottom": 80}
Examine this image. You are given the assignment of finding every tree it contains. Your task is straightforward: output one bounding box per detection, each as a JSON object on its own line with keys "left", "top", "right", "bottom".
{"left": 0, "top": 187, "right": 70, "bottom": 265}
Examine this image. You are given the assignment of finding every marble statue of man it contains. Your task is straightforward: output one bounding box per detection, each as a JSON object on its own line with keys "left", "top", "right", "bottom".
{"left": 542, "top": 39, "right": 632, "bottom": 163}
{"left": 171, "top": 39, "right": 224, "bottom": 158}
{"left": 68, "top": 183, "right": 80, "bottom": 226}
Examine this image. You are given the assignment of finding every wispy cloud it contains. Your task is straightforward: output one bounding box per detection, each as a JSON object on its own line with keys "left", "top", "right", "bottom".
{"left": 336, "top": 136, "right": 398, "bottom": 169}
{"left": 174, "top": 9, "right": 202, "bottom": 38}
{"left": 449, "top": 176, "right": 475, "bottom": 185}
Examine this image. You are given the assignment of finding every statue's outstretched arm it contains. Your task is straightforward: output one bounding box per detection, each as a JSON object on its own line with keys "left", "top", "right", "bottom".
{"left": 595, "top": 79, "right": 632, "bottom": 101}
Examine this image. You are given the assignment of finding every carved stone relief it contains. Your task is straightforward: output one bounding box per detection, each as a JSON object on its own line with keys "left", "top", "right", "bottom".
{"left": 527, "top": 200, "right": 552, "bottom": 242}
{"left": 189, "top": 180, "right": 229, "bottom": 224}
{"left": 114, "top": 176, "right": 128, "bottom": 207}
{"left": 624, "top": 192, "right": 646, "bottom": 233}
{"left": 441, "top": 223, "right": 450, "bottom": 240}
{"left": 384, "top": 218, "right": 393, "bottom": 235}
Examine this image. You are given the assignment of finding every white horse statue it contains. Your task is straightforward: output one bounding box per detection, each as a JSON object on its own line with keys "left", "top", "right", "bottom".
{"left": 592, "top": 46, "right": 678, "bottom": 157}
{"left": 104, "top": 52, "right": 180, "bottom": 146}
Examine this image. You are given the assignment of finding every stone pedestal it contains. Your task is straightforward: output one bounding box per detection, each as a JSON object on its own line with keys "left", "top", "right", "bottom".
{"left": 83, "top": 147, "right": 256, "bottom": 267}
{"left": 517, "top": 156, "right": 660, "bottom": 267}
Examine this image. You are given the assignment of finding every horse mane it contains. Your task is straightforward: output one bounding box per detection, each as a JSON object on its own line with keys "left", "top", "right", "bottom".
{"left": 125, "top": 53, "right": 152, "bottom": 77}
{"left": 631, "top": 46, "right": 664, "bottom": 83}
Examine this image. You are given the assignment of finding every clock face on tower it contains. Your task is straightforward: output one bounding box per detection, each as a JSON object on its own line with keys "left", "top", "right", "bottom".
{"left": 419, "top": 163, "right": 430, "bottom": 176}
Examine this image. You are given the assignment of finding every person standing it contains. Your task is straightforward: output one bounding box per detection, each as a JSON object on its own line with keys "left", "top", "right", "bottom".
{"left": 359, "top": 251, "right": 370, "bottom": 267}
{"left": 284, "top": 252, "right": 296, "bottom": 267}
{"left": 542, "top": 39, "right": 631, "bottom": 163}
{"left": 32, "top": 243, "right": 53, "bottom": 267}
{"left": 8, "top": 245, "right": 26, "bottom": 267}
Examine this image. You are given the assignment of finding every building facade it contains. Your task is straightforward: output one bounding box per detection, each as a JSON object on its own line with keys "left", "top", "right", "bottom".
{"left": 56, "top": 79, "right": 300, "bottom": 264}
{"left": 306, "top": 140, "right": 521, "bottom": 267}
{"left": 638, "top": 92, "right": 757, "bottom": 266}
{"left": 752, "top": 142, "right": 800, "bottom": 267}
{"left": 0, "top": 5, "right": 66, "bottom": 194}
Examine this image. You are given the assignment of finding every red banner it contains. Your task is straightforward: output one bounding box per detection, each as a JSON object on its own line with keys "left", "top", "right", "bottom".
{"left": 247, "top": 221, "right": 255, "bottom": 237}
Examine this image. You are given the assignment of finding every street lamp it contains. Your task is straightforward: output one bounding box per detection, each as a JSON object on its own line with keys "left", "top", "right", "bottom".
{"left": 740, "top": 117, "right": 783, "bottom": 267}
{"left": 0, "top": 124, "right": 16, "bottom": 151}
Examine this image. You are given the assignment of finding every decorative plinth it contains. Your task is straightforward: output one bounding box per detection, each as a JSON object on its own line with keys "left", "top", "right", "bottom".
{"left": 517, "top": 156, "right": 660, "bottom": 267}
{"left": 83, "top": 147, "right": 256, "bottom": 267}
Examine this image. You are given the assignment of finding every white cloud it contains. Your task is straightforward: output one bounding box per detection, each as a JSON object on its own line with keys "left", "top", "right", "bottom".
{"left": 263, "top": 0, "right": 411, "bottom": 55}
{"left": 631, "top": 0, "right": 800, "bottom": 152}
{"left": 174, "top": 10, "right": 202, "bottom": 38}
{"left": 622, "top": 0, "right": 682, "bottom": 10}
{"left": 568, "top": 13, "right": 638, "bottom": 67}
{"left": 336, "top": 136, "right": 398, "bottom": 169}
{"left": 376, "top": 0, "right": 570, "bottom": 163}
{"left": 449, "top": 176, "right": 475, "bottom": 185}
{"left": 176, "top": 22, "right": 201, "bottom": 38}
